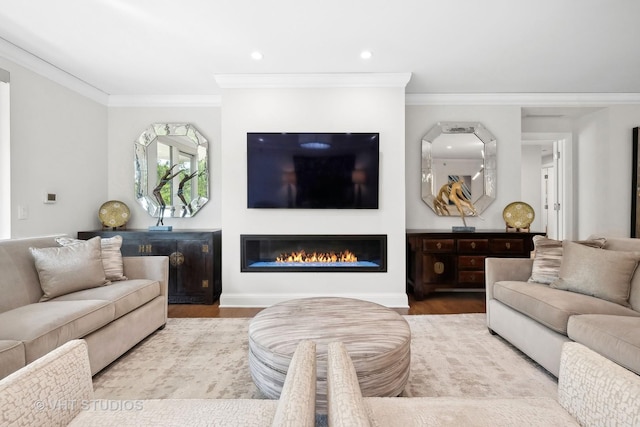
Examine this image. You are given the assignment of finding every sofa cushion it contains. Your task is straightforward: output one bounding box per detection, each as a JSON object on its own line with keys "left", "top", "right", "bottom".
{"left": 30, "top": 237, "right": 109, "bottom": 301}
{"left": 550, "top": 241, "right": 640, "bottom": 307}
{"left": 528, "top": 236, "right": 606, "bottom": 285}
{"left": 362, "top": 397, "right": 579, "bottom": 427}
{"left": 604, "top": 238, "right": 640, "bottom": 312}
{"left": 53, "top": 279, "right": 160, "bottom": 319}
{"left": 0, "top": 300, "right": 114, "bottom": 363}
{"left": 567, "top": 314, "right": 640, "bottom": 375}
{"left": 0, "top": 340, "right": 25, "bottom": 380}
{"left": 70, "top": 399, "right": 280, "bottom": 426}
{"left": 493, "top": 281, "right": 640, "bottom": 334}
{"left": 0, "top": 235, "right": 65, "bottom": 313}
{"left": 57, "top": 235, "right": 127, "bottom": 282}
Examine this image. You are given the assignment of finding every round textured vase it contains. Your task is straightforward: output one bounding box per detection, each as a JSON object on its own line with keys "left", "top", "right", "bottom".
{"left": 248, "top": 297, "right": 411, "bottom": 414}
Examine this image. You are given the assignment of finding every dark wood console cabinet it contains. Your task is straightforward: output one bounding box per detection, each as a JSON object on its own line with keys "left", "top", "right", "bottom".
{"left": 78, "top": 230, "right": 221, "bottom": 304}
{"left": 406, "top": 230, "right": 543, "bottom": 300}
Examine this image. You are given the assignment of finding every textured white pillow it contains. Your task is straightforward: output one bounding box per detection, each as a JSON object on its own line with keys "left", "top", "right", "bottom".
{"left": 31, "top": 237, "right": 109, "bottom": 301}
{"left": 550, "top": 241, "right": 639, "bottom": 307}
{"left": 56, "top": 235, "right": 127, "bottom": 281}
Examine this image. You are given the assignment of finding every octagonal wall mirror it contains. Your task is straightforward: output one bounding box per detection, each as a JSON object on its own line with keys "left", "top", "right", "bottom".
{"left": 134, "top": 123, "right": 209, "bottom": 219}
{"left": 421, "top": 122, "right": 496, "bottom": 216}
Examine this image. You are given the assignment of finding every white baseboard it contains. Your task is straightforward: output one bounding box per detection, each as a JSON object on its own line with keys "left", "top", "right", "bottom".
{"left": 219, "top": 292, "right": 409, "bottom": 309}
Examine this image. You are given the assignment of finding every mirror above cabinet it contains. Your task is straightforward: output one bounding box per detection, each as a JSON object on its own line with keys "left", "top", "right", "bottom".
{"left": 421, "top": 122, "right": 496, "bottom": 216}
{"left": 134, "top": 123, "right": 209, "bottom": 219}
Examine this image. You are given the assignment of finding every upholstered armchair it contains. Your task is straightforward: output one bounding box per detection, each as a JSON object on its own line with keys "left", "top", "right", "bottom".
{"left": 0, "top": 339, "right": 317, "bottom": 427}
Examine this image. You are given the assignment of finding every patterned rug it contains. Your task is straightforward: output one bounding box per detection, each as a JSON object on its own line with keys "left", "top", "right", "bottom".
{"left": 92, "top": 313, "right": 557, "bottom": 400}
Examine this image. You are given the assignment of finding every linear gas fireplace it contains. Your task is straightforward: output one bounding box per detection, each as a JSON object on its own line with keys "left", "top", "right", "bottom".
{"left": 241, "top": 234, "right": 387, "bottom": 272}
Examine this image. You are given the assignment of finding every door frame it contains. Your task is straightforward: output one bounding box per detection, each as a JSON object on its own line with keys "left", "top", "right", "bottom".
{"left": 522, "top": 132, "right": 573, "bottom": 240}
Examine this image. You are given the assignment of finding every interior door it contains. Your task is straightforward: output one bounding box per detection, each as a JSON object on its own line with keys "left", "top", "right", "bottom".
{"left": 541, "top": 166, "right": 557, "bottom": 238}
{"left": 551, "top": 140, "right": 564, "bottom": 240}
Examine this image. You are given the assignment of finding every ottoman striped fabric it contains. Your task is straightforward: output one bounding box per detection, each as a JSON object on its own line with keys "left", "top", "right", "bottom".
{"left": 248, "top": 297, "right": 411, "bottom": 413}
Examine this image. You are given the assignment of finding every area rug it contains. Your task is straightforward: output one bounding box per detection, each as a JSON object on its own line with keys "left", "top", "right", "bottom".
{"left": 92, "top": 313, "right": 557, "bottom": 400}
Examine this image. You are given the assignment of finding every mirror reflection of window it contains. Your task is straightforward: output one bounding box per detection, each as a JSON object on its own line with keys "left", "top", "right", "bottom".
{"left": 157, "top": 142, "right": 173, "bottom": 205}
{"left": 178, "top": 151, "right": 195, "bottom": 205}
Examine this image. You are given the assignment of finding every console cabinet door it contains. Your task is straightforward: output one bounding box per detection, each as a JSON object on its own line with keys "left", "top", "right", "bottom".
{"left": 172, "top": 239, "right": 214, "bottom": 304}
{"left": 421, "top": 253, "right": 455, "bottom": 285}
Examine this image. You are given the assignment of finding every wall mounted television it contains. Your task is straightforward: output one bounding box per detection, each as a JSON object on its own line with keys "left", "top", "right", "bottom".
{"left": 247, "top": 132, "right": 380, "bottom": 209}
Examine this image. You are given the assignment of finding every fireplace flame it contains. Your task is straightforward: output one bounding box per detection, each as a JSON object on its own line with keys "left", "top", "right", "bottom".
{"left": 276, "top": 249, "right": 358, "bottom": 263}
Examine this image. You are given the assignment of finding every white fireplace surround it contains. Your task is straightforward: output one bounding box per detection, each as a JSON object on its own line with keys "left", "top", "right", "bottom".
{"left": 217, "top": 73, "right": 410, "bottom": 308}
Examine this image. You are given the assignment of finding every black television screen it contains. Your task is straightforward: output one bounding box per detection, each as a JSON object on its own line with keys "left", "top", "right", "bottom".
{"left": 247, "top": 133, "right": 379, "bottom": 209}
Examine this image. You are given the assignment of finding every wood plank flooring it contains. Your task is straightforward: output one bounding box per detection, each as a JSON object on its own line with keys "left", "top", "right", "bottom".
{"left": 167, "top": 291, "right": 486, "bottom": 318}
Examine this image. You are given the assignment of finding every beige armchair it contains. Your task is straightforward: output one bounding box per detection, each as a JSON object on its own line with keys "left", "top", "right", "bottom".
{"left": 326, "top": 341, "right": 640, "bottom": 426}
{"left": 0, "top": 339, "right": 317, "bottom": 427}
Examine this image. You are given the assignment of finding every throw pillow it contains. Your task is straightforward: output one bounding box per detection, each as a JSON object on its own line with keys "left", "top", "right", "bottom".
{"left": 56, "top": 235, "right": 127, "bottom": 281}
{"left": 31, "top": 237, "right": 109, "bottom": 301}
{"left": 550, "top": 240, "right": 639, "bottom": 307}
{"left": 528, "top": 236, "right": 606, "bottom": 284}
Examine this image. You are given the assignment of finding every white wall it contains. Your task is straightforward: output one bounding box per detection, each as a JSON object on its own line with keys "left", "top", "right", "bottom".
{"left": 219, "top": 87, "right": 408, "bottom": 308}
{"left": 0, "top": 57, "right": 107, "bottom": 238}
{"left": 575, "top": 106, "right": 640, "bottom": 238}
{"left": 106, "top": 107, "right": 222, "bottom": 230}
{"left": 405, "top": 105, "right": 525, "bottom": 231}
{"left": 521, "top": 145, "right": 543, "bottom": 232}
{"left": 0, "top": 76, "right": 9, "bottom": 239}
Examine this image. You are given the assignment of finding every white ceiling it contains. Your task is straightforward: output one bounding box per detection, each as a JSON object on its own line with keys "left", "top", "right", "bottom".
{"left": 0, "top": 0, "right": 639, "bottom": 98}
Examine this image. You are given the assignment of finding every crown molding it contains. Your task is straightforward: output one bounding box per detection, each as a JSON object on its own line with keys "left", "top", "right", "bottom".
{"left": 0, "top": 37, "right": 109, "bottom": 105}
{"left": 405, "top": 92, "right": 640, "bottom": 106}
{"left": 2, "top": 38, "right": 638, "bottom": 110}
{"left": 215, "top": 73, "right": 412, "bottom": 89}
{"left": 108, "top": 94, "right": 222, "bottom": 107}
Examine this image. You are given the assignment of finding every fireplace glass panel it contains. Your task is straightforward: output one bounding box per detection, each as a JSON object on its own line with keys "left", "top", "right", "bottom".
{"left": 241, "top": 234, "right": 387, "bottom": 272}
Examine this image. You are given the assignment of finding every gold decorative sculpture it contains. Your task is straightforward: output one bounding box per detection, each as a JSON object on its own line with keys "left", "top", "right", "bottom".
{"left": 434, "top": 180, "right": 479, "bottom": 229}
{"left": 434, "top": 184, "right": 451, "bottom": 216}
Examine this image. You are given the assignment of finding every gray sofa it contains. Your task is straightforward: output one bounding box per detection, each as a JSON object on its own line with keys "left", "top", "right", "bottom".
{"left": 0, "top": 339, "right": 316, "bottom": 427}
{"left": 486, "top": 236, "right": 640, "bottom": 377}
{"left": 0, "top": 235, "right": 168, "bottom": 379}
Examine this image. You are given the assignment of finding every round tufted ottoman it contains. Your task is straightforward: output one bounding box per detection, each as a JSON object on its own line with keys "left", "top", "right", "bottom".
{"left": 248, "top": 297, "right": 411, "bottom": 413}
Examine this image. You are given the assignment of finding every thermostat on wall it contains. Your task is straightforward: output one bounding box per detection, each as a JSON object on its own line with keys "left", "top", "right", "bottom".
{"left": 44, "top": 193, "right": 57, "bottom": 204}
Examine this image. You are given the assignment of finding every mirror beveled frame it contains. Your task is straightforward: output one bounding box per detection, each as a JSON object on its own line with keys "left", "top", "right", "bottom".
{"left": 134, "top": 123, "right": 209, "bottom": 219}
{"left": 421, "top": 121, "right": 497, "bottom": 216}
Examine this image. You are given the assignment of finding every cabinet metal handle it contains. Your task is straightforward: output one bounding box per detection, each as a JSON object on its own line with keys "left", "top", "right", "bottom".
{"left": 471, "top": 242, "right": 476, "bottom": 249}
{"left": 505, "top": 242, "right": 511, "bottom": 249}
{"left": 139, "top": 244, "right": 153, "bottom": 254}
{"left": 169, "top": 252, "right": 184, "bottom": 267}
{"left": 470, "top": 258, "right": 476, "bottom": 265}
{"left": 436, "top": 242, "right": 442, "bottom": 249}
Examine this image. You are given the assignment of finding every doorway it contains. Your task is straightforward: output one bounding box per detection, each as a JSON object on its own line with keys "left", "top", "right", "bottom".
{"left": 521, "top": 134, "right": 570, "bottom": 240}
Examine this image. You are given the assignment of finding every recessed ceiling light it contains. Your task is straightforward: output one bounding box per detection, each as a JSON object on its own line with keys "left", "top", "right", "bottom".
{"left": 360, "top": 50, "right": 373, "bottom": 60}
{"left": 251, "top": 51, "right": 263, "bottom": 61}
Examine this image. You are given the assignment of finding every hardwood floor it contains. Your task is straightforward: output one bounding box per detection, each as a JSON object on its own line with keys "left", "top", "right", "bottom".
{"left": 167, "top": 291, "right": 486, "bottom": 318}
